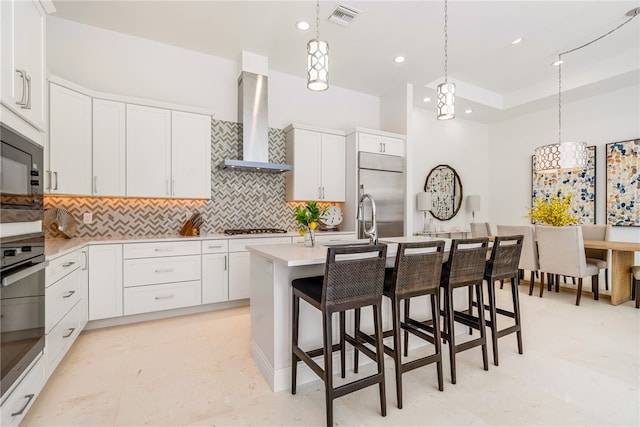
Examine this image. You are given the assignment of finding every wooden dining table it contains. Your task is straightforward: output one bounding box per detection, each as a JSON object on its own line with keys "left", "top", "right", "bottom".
{"left": 583, "top": 240, "right": 640, "bottom": 305}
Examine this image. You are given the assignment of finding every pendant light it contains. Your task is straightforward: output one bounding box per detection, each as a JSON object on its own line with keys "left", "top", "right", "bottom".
{"left": 437, "top": 0, "right": 455, "bottom": 120}
{"left": 307, "top": 1, "right": 329, "bottom": 91}
{"left": 534, "top": 7, "right": 639, "bottom": 173}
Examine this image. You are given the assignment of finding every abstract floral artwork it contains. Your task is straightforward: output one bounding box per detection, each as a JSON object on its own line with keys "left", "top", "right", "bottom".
{"left": 606, "top": 139, "right": 639, "bottom": 226}
{"left": 531, "top": 146, "right": 596, "bottom": 224}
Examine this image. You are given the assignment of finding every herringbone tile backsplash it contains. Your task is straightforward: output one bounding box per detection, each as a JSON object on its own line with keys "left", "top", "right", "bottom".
{"left": 44, "top": 119, "right": 313, "bottom": 237}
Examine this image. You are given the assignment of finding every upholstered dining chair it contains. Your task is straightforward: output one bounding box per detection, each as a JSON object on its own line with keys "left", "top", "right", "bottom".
{"left": 470, "top": 222, "right": 492, "bottom": 238}
{"left": 536, "top": 225, "right": 600, "bottom": 306}
{"left": 580, "top": 224, "right": 611, "bottom": 291}
{"left": 497, "top": 225, "right": 539, "bottom": 288}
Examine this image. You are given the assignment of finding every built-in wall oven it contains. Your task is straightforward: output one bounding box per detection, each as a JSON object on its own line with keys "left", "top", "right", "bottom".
{"left": 0, "top": 232, "right": 46, "bottom": 399}
{"left": 0, "top": 123, "right": 46, "bottom": 400}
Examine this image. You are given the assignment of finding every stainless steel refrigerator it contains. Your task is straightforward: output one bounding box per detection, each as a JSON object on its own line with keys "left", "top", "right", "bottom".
{"left": 357, "top": 152, "right": 405, "bottom": 239}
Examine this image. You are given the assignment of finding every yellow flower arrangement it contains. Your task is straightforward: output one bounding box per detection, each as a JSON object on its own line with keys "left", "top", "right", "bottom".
{"left": 526, "top": 194, "right": 579, "bottom": 226}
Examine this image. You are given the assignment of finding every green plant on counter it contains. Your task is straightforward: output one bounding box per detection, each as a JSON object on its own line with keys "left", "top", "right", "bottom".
{"left": 294, "top": 201, "right": 327, "bottom": 234}
{"left": 526, "top": 194, "right": 578, "bottom": 226}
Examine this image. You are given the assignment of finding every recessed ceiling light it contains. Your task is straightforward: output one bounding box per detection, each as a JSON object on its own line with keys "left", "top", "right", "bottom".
{"left": 423, "top": 97, "right": 431, "bottom": 103}
{"left": 296, "top": 21, "right": 310, "bottom": 31}
{"left": 465, "top": 109, "right": 473, "bottom": 114}
{"left": 552, "top": 59, "right": 564, "bottom": 66}
{"left": 511, "top": 38, "right": 523, "bottom": 45}
{"left": 394, "top": 56, "right": 405, "bottom": 63}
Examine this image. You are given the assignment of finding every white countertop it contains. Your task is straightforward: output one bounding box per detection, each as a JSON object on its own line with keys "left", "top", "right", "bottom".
{"left": 246, "top": 236, "right": 454, "bottom": 267}
{"left": 45, "top": 230, "right": 356, "bottom": 260}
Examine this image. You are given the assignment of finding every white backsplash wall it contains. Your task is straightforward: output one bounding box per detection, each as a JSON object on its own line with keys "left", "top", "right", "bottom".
{"left": 44, "top": 119, "right": 306, "bottom": 237}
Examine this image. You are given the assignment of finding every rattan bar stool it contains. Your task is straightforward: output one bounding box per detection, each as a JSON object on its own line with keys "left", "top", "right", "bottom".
{"left": 353, "top": 241, "right": 445, "bottom": 409}
{"left": 291, "top": 244, "right": 388, "bottom": 426}
{"left": 476, "top": 235, "right": 524, "bottom": 366}
{"left": 440, "top": 237, "right": 490, "bottom": 384}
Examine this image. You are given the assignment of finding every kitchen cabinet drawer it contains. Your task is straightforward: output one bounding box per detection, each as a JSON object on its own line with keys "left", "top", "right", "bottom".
{"left": 45, "top": 267, "right": 81, "bottom": 334}
{"left": 124, "top": 255, "right": 201, "bottom": 287}
{"left": 124, "top": 280, "right": 201, "bottom": 315}
{"left": 228, "top": 236, "right": 291, "bottom": 252}
{"left": 0, "top": 355, "right": 45, "bottom": 427}
{"left": 46, "top": 250, "right": 82, "bottom": 287}
{"left": 123, "top": 240, "right": 201, "bottom": 259}
{"left": 201, "top": 239, "right": 228, "bottom": 254}
{"left": 46, "top": 302, "right": 81, "bottom": 374}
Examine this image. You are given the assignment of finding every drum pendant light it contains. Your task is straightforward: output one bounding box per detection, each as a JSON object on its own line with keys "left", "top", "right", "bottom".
{"left": 437, "top": 0, "right": 455, "bottom": 120}
{"left": 307, "top": 1, "right": 329, "bottom": 91}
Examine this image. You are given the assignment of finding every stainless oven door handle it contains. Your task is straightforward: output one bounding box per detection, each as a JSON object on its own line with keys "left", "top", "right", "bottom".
{"left": 1, "top": 261, "right": 48, "bottom": 287}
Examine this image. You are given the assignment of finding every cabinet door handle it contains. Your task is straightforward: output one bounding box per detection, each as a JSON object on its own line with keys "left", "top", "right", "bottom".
{"left": 24, "top": 74, "right": 32, "bottom": 109}
{"left": 318, "top": 187, "right": 322, "bottom": 199}
{"left": 10, "top": 393, "right": 35, "bottom": 417}
{"left": 154, "top": 268, "right": 174, "bottom": 273}
{"left": 322, "top": 187, "right": 325, "bottom": 199}
{"left": 53, "top": 172, "right": 58, "bottom": 190}
{"left": 172, "top": 180, "right": 176, "bottom": 196}
{"left": 224, "top": 255, "right": 227, "bottom": 271}
{"left": 208, "top": 245, "right": 223, "bottom": 249}
{"left": 93, "top": 176, "right": 98, "bottom": 194}
{"left": 15, "top": 70, "right": 28, "bottom": 107}
{"left": 382, "top": 142, "right": 386, "bottom": 153}
{"left": 62, "top": 262, "right": 75, "bottom": 268}
{"left": 62, "top": 290, "right": 76, "bottom": 298}
{"left": 155, "top": 294, "right": 174, "bottom": 300}
{"left": 46, "top": 170, "right": 52, "bottom": 190}
{"left": 63, "top": 328, "right": 76, "bottom": 338}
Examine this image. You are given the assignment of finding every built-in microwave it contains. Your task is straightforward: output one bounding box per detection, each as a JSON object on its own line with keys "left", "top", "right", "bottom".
{"left": 0, "top": 123, "right": 43, "bottom": 223}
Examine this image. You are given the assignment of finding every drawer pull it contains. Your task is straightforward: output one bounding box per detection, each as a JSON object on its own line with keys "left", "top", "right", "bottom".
{"left": 11, "top": 393, "right": 35, "bottom": 417}
{"left": 154, "top": 268, "right": 174, "bottom": 273}
{"left": 62, "top": 290, "right": 76, "bottom": 298}
{"left": 63, "top": 328, "right": 76, "bottom": 338}
{"left": 154, "top": 247, "right": 176, "bottom": 252}
{"left": 62, "top": 262, "right": 76, "bottom": 268}
{"left": 208, "top": 245, "right": 223, "bottom": 249}
{"left": 155, "top": 294, "right": 175, "bottom": 300}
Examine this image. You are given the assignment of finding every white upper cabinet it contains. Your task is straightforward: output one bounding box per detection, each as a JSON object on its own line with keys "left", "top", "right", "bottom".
{"left": 285, "top": 125, "right": 346, "bottom": 202}
{"left": 358, "top": 132, "right": 404, "bottom": 157}
{"left": 126, "top": 104, "right": 172, "bottom": 198}
{"left": 93, "top": 99, "right": 126, "bottom": 196}
{"left": 171, "top": 111, "right": 211, "bottom": 199}
{"left": 0, "top": 0, "right": 46, "bottom": 131}
{"left": 48, "top": 83, "right": 92, "bottom": 195}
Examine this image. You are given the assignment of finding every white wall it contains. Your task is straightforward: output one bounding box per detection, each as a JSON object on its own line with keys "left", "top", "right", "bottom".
{"left": 46, "top": 17, "right": 379, "bottom": 131}
{"left": 411, "top": 108, "right": 490, "bottom": 234}
{"left": 489, "top": 83, "right": 640, "bottom": 259}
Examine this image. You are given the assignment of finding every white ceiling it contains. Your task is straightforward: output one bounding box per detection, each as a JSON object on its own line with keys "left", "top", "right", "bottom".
{"left": 50, "top": 0, "right": 640, "bottom": 123}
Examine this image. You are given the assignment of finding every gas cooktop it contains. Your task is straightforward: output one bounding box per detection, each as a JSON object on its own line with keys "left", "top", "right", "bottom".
{"left": 223, "top": 228, "right": 288, "bottom": 236}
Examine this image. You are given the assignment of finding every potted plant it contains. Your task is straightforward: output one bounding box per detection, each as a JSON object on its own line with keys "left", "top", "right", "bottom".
{"left": 294, "top": 201, "right": 327, "bottom": 247}
{"left": 526, "top": 194, "right": 579, "bottom": 226}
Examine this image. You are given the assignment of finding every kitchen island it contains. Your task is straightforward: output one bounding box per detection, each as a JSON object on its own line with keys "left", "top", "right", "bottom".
{"left": 247, "top": 237, "right": 453, "bottom": 392}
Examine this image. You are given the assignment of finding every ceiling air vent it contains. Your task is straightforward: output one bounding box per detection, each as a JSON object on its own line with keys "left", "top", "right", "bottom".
{"left": 328, "top": 3, "right": 361, "bottom": 27}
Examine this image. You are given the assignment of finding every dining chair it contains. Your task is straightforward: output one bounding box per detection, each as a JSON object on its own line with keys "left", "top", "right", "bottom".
{"left": 470, "top": 222, "right": 492, "bottom": 238}
{"left": 535, "top": 225, "right": 600, "bottom": 305}
{"left": 291, "top": 244, "right": 388, "bottom": 426}
{"left": 580, "top": 224, "right": 611, "bottom": 291}
{"left": 353, "top": 240, "right": 445, "bottom": 409}
{"left": 496, "top": 225, "right": 539, "bottom": 289}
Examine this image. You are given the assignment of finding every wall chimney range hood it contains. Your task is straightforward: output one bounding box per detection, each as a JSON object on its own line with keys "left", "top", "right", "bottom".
{"left": 218, "top": 71, "right": 291, "bottom": 173}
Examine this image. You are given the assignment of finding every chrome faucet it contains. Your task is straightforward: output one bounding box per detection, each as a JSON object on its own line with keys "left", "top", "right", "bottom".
{"left": 357, "top": 193, "right": 378, "bottom": 245}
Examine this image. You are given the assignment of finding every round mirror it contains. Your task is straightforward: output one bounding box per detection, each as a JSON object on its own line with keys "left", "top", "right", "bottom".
{"left": 424, "top": 164, "right": 463, "bottom": 221}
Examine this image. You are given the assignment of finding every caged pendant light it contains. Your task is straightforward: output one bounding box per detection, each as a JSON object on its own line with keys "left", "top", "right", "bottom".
{"left": 534, "top": 7, "right": 639, "bottom": 173}
{"left": 437, "top": 0, "right": 455, "bottom": 120}
{"left": 307, "top": 1, "right": 329, "bottom": 91}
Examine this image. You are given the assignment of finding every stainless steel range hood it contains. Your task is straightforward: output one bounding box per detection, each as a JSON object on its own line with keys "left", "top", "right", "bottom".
{"left": 218, "top": 71, "right": 291, "bottom": 173}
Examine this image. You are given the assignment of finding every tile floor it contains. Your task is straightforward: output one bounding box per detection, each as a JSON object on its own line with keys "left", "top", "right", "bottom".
{"left": 22, "top": 283, "right": 639, "bottom": 426}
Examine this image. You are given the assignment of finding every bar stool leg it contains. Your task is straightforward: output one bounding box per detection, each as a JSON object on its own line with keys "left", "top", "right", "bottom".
{"left": 444, "top": 286, "right": 457, "bottom": 384}
{"left": 467, "top": 286, "right": 473, "bottom": 335}
{"left": 291, "top": 293, "right": 300, "bottom": 394}
{"left": 511, "top": 277, "right": 523, "bottom": 354}
{"left": 391, "top": 296, "right": 403, "bottom": 409}
{"left": 486, "top": 278, "right": 499, "bottom": 366}
{"left": 373, "top": 303, "right": 387, "bottom": 417}
{"left": 430, "top": 292, "right": 444, "bottom": 391}
{"left": 339, "top": 312, "right": 346, "bottom": 378}
{"left": 475, "top": 283, "right": 489, "bottom": 371}
{"left": 322, "top": 312, "right": 334, "bottom": 426}
{"left": 353, "top": 308, "right": 361, "bottom": 373}
{"left": 403, "top": 299, "right": 410, "bottom": 357}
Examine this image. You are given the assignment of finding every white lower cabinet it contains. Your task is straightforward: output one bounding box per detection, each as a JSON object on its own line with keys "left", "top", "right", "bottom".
{"left": 88, "top": 244, "right": 123, "bottom": 321}
{"left": 45, "top": 303, "right": 81, "bottom": 374}
{"left": 124, "top": 281, "right": 201, "bottom": 315}
{"left": 202, "top": 239, "right": 229, "bottom": 304}
{"left": 0, "top": 355, "right": 46, "bottom": 427}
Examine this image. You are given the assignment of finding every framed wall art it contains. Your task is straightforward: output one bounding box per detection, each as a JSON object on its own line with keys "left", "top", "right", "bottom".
{"left": 531, "top": 145, "right": 596, "bottom": 224}
{"left": 606, "top": 139, "right": 639, "bottom": 226}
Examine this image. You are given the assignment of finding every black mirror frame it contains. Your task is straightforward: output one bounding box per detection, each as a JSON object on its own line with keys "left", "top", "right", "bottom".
{"left": 423, "top": 164, "right": 464, "bottom": 221}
